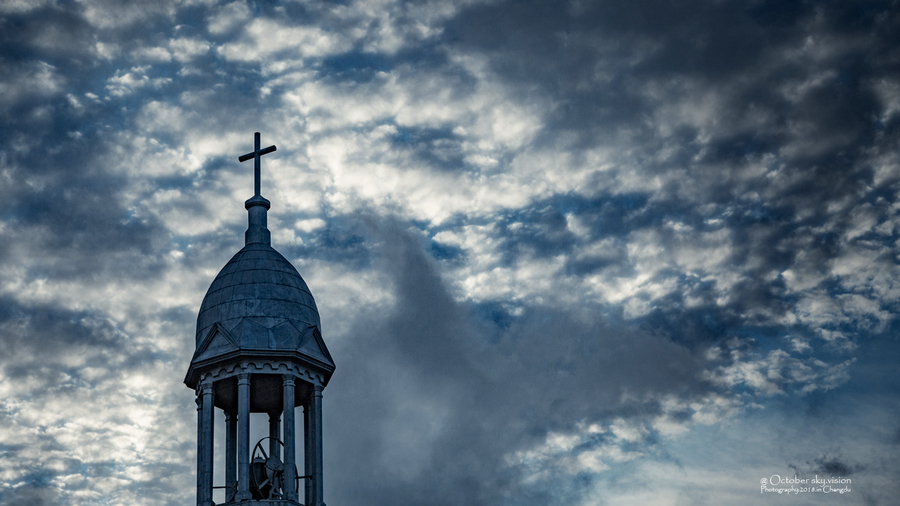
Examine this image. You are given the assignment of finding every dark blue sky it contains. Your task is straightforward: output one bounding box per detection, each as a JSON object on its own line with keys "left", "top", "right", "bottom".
{"left": 1, "top": 0, "right": 899, "bottom": 504}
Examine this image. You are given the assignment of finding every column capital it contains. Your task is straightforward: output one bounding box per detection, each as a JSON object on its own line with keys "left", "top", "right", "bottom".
{"left": 313, "top": 384, "right": 324, "bottom": 396}
{"left": 282, "top": 374, "right": 296, "bottom": 386}
{"left": 238, "top": 372, "right": 251, "bottom": 384}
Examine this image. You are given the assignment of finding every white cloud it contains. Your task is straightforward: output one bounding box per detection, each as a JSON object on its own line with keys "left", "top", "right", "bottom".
{"left": 705, "top": 346, "right": 855, "bottom": 395}
{"left": 75, "top": 0, "right": 180, "bottom": 29}
{"left": 873, "top": 76, "right": 900, "bottom": 124}
{"left": 218, "top": 18, "right": 353, "bottom": 61}
{"left": 169, "top": 36, "right": 210, "bottom": 62}
{"left": 0, "top": 61, "right": 63, "bottom": 108}
{"left": 0, "top": 0, "right": 54, "bottom": 13}
{"left": 206, "top": 0, "right": 252, "bottom": 34}
{"left": 131, "top": 45, "right": 172, "bottom": 62}
{"left": 106, "top": 68, "right": 172, "bottom": 97}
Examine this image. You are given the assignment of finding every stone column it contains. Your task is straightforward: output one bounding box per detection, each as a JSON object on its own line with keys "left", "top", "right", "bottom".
{"left": 199, "top": 381, "right": 215, "bottom": 506}
{"left": 225, "top": 409, "right": 237, "bottom": 503}
{"left": 283, "top": 375, "right": 297, "bottom": 501}
{"left": 311, "top": 384, "right": 324, "bottom": 506}
{"left": 195, "top": 394, "right": 202, "bottom": 506}
{"left": 304, "top": 400, "right": 312, "bottom": 506}
{"left": 237, "top": 373, "right": 251, "bottom": 501}
{"left": 268, "top": 413, "right": 280, "bottom": 459}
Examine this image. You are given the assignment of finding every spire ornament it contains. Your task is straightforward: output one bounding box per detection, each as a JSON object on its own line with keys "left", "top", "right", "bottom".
{"left": 238, "top": 132, "right": 276, "bottom": 245}
{"left": 239, "top": 131, "right": 277, "bottom": 197}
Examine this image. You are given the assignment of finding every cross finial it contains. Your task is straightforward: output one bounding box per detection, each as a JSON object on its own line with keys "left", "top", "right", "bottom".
{"left": 238, "top": 132, "right": 277, "bottom": 197}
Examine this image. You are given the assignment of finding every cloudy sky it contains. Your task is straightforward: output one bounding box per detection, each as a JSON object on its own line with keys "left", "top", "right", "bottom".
{"left": 2, "top": 0, "right": 899, "bottom": 504}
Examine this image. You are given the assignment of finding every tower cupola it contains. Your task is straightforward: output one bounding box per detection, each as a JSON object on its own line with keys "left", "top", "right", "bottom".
{"left": 185, "top": 133, "right": 334, "bottom": 506}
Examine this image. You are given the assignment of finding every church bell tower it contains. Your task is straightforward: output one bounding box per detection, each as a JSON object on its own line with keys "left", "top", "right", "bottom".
{"left": 185, "top": 133, "right": 335, "bottom": 506}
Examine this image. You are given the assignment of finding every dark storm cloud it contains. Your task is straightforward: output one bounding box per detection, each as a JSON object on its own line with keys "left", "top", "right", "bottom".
{"left": 451, "top": 0, "right": 898, "bottom": 148}
{"left": 283, "top": 213, "right": 375, "bottom": 268}
{"left": 0, "top": 297, "right": 121, "bottom": 371}
{"left": 327, "top": 220, "right": 711, "bottom": 505}
{"left": 463, "top": 190, "right": 800, "bottom": 343}
{"left": 430, "top": 0, "right": 900, "bottom": 360}
{"left": 0, "top": 136, "right": 170, "bottom": 282}
{"left": 0, "top": 5, "right": 95, "bottom": 65}
{"left": 0, "top": 295, "right": 182, "bottom": 383}
{"left": 809, "top": 455, "right": 857, "bottom": 477}
{"left": 0, "top": 484, "right": 58, "bottom": 506}
{"left": 449, "top": 0, "right": 900, "bottom": 208}
{"left": 0, "top": 6, "right": 185, "bottom": 284}
{"left": 388, "top": 125, "right": 469, "bottom": 172}
{"left": 485, "top": 192, "right": 644, "bottom": 270}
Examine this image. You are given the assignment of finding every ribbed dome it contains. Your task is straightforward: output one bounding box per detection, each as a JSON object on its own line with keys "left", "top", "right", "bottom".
{"left": 195, "top": 242, "right": 320, "bottom": 349}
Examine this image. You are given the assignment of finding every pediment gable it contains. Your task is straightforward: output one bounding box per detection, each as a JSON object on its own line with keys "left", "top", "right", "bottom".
{"left": 297, "top": 325, "right": 335, "bottom": 369}
{"left": 190, "top": 318, "right": 334, "bottom": 372}
{"left": 192, "top": 323, "right": 240, "bottom": 363}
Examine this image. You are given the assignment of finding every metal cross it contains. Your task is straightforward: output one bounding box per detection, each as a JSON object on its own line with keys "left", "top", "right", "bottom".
{"left": 238, "top": 132, "right": 277, "bottom": 197}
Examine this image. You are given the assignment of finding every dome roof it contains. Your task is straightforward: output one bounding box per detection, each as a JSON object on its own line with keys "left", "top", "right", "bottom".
{"left": 195, "top": 242, "right": 320, "bottom": 350}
